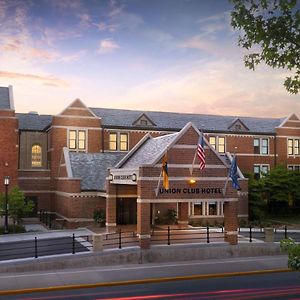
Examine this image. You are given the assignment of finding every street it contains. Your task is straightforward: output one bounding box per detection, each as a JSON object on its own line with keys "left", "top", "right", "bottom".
{"left": 2, "top": 271, "right": 299, "bottom": 300}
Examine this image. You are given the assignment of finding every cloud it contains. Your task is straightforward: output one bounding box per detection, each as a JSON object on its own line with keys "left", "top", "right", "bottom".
{"left": 97, "top": 38, "right": 120, "bottom": 54}
{"left": 120, "top": 59, "right": 299, "bottom": 118}
{"left": 0, "top": 70, "right": 68, "bottom": 87}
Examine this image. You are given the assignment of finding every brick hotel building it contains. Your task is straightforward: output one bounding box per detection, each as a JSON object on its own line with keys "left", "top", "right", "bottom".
{"left": 1, "top": 85, "right": 300, "bottom": 246}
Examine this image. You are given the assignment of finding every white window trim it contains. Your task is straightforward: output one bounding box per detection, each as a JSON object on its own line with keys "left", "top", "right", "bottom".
{"left": 254, "top": 164, "right": 270, "bottom": 179}
{"left": 253, "top": 137, "right": 269, "bottom": 155}
{"left": 209, "top": 135, "right": 226, "bottom": 153}
{"left": 191, "top": 201, "right": 223, "bottom": 217}
{"left": 67, "top": 129, "right": 88, "bottom": 152}
{"left": 287, "top": 165, "right": 300, "bottom": 171}
{"left": 287, "top": 138, "right": 300, "bottom": 157}
{"left": 109, "top": 132, "right": 129, "bottom": 152}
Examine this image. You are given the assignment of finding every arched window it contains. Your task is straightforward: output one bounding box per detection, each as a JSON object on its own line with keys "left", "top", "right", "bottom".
{"left": 31, "top": 144, "right": 42, "bottom": 167}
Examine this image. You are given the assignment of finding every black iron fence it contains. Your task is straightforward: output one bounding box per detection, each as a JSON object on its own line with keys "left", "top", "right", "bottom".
{"left": 0, "top": 234, "right": 92, "bottom": 261}
{"left": 103, "top": 230, "right": 139, "bottom": 249}
{"left": 151, "top": 226, "right": 224, "bottom": 245}
{"left": 238, "top": 225, "right": 300, "bottom": 242}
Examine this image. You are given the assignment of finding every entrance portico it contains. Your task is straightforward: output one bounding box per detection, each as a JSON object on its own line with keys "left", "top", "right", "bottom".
{"left": 106, "top": 122, "right": 248, "bottom": 249}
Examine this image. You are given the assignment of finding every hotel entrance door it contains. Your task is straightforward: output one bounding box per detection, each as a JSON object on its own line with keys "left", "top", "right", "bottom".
{"left": 116, "top": 198, "right": 137, "bottom": 225}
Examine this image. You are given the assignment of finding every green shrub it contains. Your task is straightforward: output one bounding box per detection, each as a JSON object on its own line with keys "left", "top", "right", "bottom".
{"left": 280, "top": 238, "right": 300, "bottom": 270}
{"left": 93, "top": 209, "right": 106, "bottom": 227}
{"left": 0, "top": 224, "right": 26, "bottom": 234}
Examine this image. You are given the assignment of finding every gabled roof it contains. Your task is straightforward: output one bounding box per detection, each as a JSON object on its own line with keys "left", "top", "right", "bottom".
{"left": 0, "top": 87, "right": 11, "bottom": 109}
{"left": 16, "top": 113, "right": 52, "bottom": 131}
{"left": 90, "top": 107, "right": 282, "bottom": 133}
{"left": 228, "top": 118, "right": 249, "bottom": 131}
{"left": 278, "top": 113, "right": 300, "bottom": 128}
{"left": 119, "top": 122, "right": 229, "bottom": 169}
{"left": 69, "top": 152, "right": 126, "bottom": 191}
{"left": 132, "top": 113, "right": 157, "bottom": 126}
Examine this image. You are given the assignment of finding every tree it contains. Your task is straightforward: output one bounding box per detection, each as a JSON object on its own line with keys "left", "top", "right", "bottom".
{"left": 0, "top": 186, "right": 34, "bottom": 229}
{"left": 231, "top": 0, "right": 300, "bottom": 94}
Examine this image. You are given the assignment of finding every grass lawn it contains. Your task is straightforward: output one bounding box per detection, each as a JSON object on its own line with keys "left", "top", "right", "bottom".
{"left": 264, "top": 215, "right": 300, "bottom": 229}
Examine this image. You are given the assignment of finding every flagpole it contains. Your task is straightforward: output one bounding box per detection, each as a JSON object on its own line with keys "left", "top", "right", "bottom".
{"left": 190, "top": 130, "right": 203, "bottom": 176}
{"left": 223, "top": 147, "right": 237, "bottom": 197}
{"left": 155, "top": 170, "right": 162, "bottom": 197}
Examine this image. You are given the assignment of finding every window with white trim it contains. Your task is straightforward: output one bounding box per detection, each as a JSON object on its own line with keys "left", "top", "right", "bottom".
{"left": 209, "top": 136, "right": 225, "bottom": 153}
{"left": 254, "top": 164, "right": 269, "bottom": 180}
{"left": 109, "top": 132, "right": 129, "bottom": 151}
{"left": 287, "top": 165, "right": 300, "bottom": 171}
{"left": 287, "top": 138, "right": 300, "bottom": 156}
{"left": 253, "top": 138, "right": 269, "bottom": 154}
{"left": 68, "top": 129, "right": 86, "bottom": 151}
{"left": 193, "top": 203, "right": 203, "bottom": 215}
{"left": 208, "top": 202, "right": 217, "bottom": 215}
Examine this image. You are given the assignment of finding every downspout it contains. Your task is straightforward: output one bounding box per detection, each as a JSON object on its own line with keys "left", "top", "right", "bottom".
{"left": 101, "top": 127, "right": 104, "bottom": 153}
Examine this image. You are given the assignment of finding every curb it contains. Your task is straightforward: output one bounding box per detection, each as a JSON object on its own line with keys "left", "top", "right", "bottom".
{"left": 0, "top": 268, "right": 291, "bottom": 296}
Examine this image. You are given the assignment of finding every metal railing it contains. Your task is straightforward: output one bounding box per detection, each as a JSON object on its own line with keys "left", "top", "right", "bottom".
{"left": 0, "top": 234, "right": 92, "bottom": 261}
{"left": 151, "top": 226, "right": 224, "bottom": 245}
{"left": 103, "top": 230, "right": 138, "bottom": 249}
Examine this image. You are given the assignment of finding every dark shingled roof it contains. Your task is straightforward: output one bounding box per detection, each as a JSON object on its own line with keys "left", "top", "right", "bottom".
{"left": 16, "top": 113, "right": 52, "bottom": 131}
{"left": 90, "top": 107, "right": 283, "bottom": 133}
{"left": 69, "top": 152, "right": 126, "bottom": 191}
{"left": 121, "top": 133, "right": 178, "bottom": 168}
{"left": 0, "top": 87, "right": 10, "bottom": 109}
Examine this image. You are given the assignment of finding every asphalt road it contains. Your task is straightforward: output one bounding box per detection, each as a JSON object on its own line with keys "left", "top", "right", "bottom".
{"left": 2, "top": 271, "right": 299, "bottom": 300}
{"left": 0, "top": 237, "right": 89, "bottom": 261}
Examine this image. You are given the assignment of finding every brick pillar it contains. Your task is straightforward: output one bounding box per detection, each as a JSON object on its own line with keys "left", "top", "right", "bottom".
{"left": 178, "top": 202, "right": 189, "bottom": 228}
{"left": 137, "top": 202, "right": 151, "bottom": 249}
{"left": 223, "top": 201, "right": 238, "bottom": 245}
{"left": 106, "top": 183, "right": 117, "bottom": 233}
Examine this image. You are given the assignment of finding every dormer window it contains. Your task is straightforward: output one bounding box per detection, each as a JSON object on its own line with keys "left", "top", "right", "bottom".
{"left": 133, "top": 113, "right": 156, "bottom": 127}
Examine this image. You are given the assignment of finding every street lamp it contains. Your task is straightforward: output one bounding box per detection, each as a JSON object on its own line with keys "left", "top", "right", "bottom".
{"left": 4, "top": 176, "right": 10, "bottom": 234}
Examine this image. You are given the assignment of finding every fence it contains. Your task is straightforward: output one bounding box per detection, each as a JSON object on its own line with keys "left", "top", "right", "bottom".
{"left": 103, "top": 230, "right": 139, "bottom": 249}
{"left": 151, "top": 226, "right": 224, "bottom": 245}
{"left": 239, "top": 225, "right": 300, "bottom": 242}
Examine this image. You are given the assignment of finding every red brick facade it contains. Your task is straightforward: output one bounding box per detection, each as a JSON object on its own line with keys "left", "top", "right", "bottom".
{"left": 1, "top": 88, "right": 300, "bottom": 239}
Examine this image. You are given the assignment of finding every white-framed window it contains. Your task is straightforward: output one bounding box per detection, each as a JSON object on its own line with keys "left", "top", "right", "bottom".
{"left": 254, "top": 164, "right": 269, "bottom": 180}
{"left": 287, "top": 165, "right": 300, "bottom": 171}
{"left": 208, "top": 202, "right": 218, "bottom": 216}
{"left": 68, "top": 129, "right": 87, "bottom": 151}
{"left": 109, "top": 132, "right": 129, "bottom": 151}
{"left": 193, "top": 203, "right": 203, "bottom": 216}
{"left": 209, "top": 136, "right": 225, "bottom": 153}
{"left": 287, "top": 138, "right": 300, "bottom": 156}
{"left": 191, "top": 201, "right": 223, "bottom": 216}
{"left": 253, "top": 138, "right": 269, "bottom": 154}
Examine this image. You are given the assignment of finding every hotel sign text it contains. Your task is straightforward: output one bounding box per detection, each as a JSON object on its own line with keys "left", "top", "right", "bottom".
{"left": 159, "top": 188, "right": 222, "bottom": 194}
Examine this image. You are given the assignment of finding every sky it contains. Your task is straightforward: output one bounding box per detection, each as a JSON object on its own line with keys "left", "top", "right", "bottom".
{"left": 0, "top": 0, "right": 299, "bottom": 118}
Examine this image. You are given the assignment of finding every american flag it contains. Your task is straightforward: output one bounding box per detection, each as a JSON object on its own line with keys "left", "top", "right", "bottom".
{"left": 197, "top": 135, "right": 206, "bottom": 170}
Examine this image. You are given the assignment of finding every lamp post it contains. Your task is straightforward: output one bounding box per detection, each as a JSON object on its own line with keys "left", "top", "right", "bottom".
{"left": 4, "top": 176, "right": 10, "bottom": 234}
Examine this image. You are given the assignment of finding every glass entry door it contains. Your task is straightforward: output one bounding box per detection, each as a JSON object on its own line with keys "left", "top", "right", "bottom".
{"left": 117, "top": 198, "right": 137, "bottom": 225}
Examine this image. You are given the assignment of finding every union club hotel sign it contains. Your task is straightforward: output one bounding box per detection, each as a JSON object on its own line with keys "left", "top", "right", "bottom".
{"left": 158, "top": 187, "right": 223, "bottom": 194}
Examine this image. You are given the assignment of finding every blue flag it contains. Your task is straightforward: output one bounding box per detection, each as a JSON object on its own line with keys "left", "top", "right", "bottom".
{"left": 229, "top": 155, "right": 240, "bottom": 190}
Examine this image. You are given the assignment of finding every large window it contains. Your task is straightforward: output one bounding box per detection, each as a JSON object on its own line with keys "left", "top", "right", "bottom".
{"left": 253, "top": 138, "right": 269, "bottom": 154}
{"left": 109, "top": 132, "right": 129, "bottom": 151}
{"left": 194, "top": 203, "right": 203, "bottom": 215}
{"left": 31, "top": 144, "right": 42, "bottom": 167}
{"left": 288, "top": 139, "right": 300, "bottom": 156}
{"left": 68, "top": 130, "right": 86, "bottom": 151}
{"left": 209, "top": 136, "right": 225, "bottom": 153}
{"left": 254, "top": 164, "right": 269, "bottom": 180}
{"left": 208, "top": 202, "right": 217, "bottom": 215}
{"left": 288, "top": 165, "right": 300, "bottom": 171}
